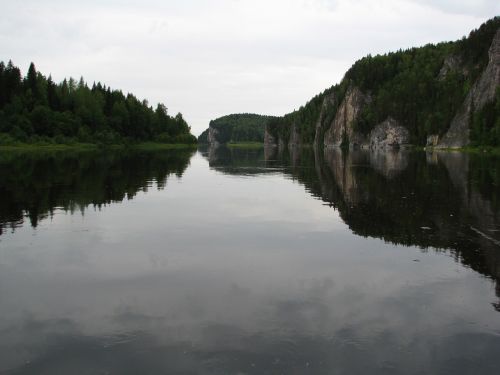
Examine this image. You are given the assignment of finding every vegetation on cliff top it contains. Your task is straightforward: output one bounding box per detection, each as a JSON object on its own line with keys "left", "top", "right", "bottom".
{"left": 0, "top": 61, "right": 197, "bottom": 146}
{"left": 268, "top": 16, "right": 500, "bottom": 147}
{"left": 198, "top": 113, "right": 276, "bottom": 144}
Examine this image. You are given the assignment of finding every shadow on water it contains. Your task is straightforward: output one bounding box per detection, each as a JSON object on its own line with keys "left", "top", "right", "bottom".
{"left": 0, "top": 147, "right": 196, "bottom": 236}
{"left": 201, "top": 144, "right": 500, "bottom": 311}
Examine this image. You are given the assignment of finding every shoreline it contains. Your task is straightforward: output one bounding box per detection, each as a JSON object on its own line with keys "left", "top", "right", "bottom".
{"left": 0, "top": 142, "right": 198, "bottom": 153}
{"left": 201, "top": 142, "right": 500, "bottom": 155}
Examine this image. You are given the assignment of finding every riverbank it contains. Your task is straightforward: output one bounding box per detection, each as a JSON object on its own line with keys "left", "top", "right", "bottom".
{"left": 226, "top": 142, "right": 265, "bottom": 149}
{"left": 421, "top": 146, "right": 500, "bottom": 155}
{"left": 206, "top": 142, "right": 500, "bottom": 154}
{"left": 0, "top": 142, "right": 198, "bottom": 153}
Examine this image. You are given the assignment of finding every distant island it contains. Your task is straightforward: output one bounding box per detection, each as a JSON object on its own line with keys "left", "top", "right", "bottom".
{"left": 198, "top": 113, "right": 276, "bottom": 145}
{"left": 201, "top": 17, "right": 500, "bottom": 150}
{"left": 0, "top": 62, "right": 197, "bottom": 147}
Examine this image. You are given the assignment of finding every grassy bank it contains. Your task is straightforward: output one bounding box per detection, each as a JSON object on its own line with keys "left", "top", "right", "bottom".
{"left": 421, "top": 146, "right": 500, "bottom": 155}
{"left": 130, "top": 142, "right": 198, "bottom": 151}
{"left": 226, "top": 142, "right": 264, "bottom": 149}
{"left": 0, "top": 142, "right": 198, "bottom": 153}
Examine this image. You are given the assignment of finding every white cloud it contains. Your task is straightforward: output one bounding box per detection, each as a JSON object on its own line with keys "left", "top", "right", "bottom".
{"left": 0, "top": 0, "right": 497, "bottom": 135}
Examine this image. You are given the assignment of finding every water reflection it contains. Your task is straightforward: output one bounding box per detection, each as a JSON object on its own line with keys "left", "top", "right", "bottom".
{"left": 203, "top": 145, "right": 500, "bottom": 310}
{"left": 0, "top": 148, "right": 195, "bottom": 235}
{"left": 1, "top": 146, "right": 500, "bottom": 374}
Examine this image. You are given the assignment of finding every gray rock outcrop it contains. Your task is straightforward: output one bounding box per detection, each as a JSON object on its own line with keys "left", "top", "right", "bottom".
{"left": 438, "top": 29, "right": 500, "bottom": 148}
{"left": 426, "top": 134, "right": 440, "bottom": 147}
{"left": 438, "top": 54, "right": 467, "bottom": 80}
{"left": 264, "top": 128, "right": 276, "bottom": 146}
{"left": 208, "top": 126, "right": 220, "bottom": 146}
{"left": 289, "top": 123, "right": 301, "bottom": 148}
{"left": 324, "top": 86, "right": 371, "bottom": 148}
{"left": 369, "top": 118, "right": 410, "bottom": 149}
{"left": 314, "top": 92, "right": 336, "bottom": 146}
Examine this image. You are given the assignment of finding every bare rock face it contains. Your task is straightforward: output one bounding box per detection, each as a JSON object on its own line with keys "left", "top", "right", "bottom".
{"left": 438, "top": 29, "right": 500, "bottom": 148}
{"left": 438, "top": 54, "right": 466, "bottom": 80}
{"left": 289, "top": 123, "right": 301, "bottom": 147}
{"left": 475, "top": 29, "right": 500, "bottom": 109}
{"left": 264, "top": 127, "right": 276, "bottom": 146}
{"left": 314, "top": 92, "right": 335, "bottom": 146}
{"left": 369, "top": 117, "right": 409, "bottom": 149}
{"left": 208, "top": 126, "right": 220, "bottom": 146}
{"left": 278, "top": 136, "right": 286, "bottom": 149}
{"left": 324, "top": 86, "right": 371, "bottom": 148}
{"left": 426, "top": 134, "right": 440, "bottom": 147}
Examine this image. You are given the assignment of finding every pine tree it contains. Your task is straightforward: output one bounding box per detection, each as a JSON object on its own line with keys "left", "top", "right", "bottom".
{"left": 0, "top": 61, "right": 5, "bottom": 106}
{"left": 47, "top": 75, "right": 59, "bottom": 110}
{"left": 26, "top": 62, "right": 37, "bottom": 93}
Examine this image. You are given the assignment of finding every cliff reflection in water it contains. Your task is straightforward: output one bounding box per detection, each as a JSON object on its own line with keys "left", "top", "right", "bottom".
{"left": 0, "top": 148, "right": 196, "bottom": 236}
{"left": 202, "top": 145, "right": 500, "bottom": 311}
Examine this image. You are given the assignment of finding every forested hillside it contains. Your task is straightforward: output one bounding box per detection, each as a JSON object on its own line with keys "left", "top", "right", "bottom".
{"left": 267, "top": 17, "right": 500, "bottom": 148}
{"left": 198, "top": 113, "right": 276, "bottom": 144}
{"left": 0, "top": 62, "right": 197, "bottom": 145}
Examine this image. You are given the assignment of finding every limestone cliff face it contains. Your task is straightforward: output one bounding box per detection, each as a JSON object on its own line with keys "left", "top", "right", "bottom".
{"left": 207, "top": 126, "right": 220, "bottom": 146}
{"left": 368, "top": 118, "right": 410, "bottom": 149}
{"left": 438, "top": 54, "right": 467, "bottom": 80}
{"left": 264, "top": 128, "right": 276, "bottom": 146}
{"left": 288, "top": 123, "right": 301, "bottom": 147}
{"left": 324, "top": 86, "right": 371, "bottom": 148}
{"left": 426, "top": 135, "right": 440, "bottom": 147}
{"left": 438, "top": 29, "right": 500, "bottom": 148}
{"left": 314, "top": 92, "right": 336, "bottom": 146}
{"left": 264, "top": 127, "right": 287, "bottom": 148}
{"left": 471, "top": 29, "right": 500, "bottom": 109}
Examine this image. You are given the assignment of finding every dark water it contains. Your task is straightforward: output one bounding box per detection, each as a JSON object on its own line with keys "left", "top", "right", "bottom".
{"left": 1, "top": 146, "right": 500, "bottom": 374}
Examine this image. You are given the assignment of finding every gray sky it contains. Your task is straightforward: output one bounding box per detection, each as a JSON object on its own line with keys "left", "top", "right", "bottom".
{"left": 1, "top": 0, "right": 498, "bottom": 135}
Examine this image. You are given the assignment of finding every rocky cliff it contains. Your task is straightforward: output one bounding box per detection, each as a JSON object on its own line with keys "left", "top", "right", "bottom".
{"left": 264, "top": 17, "right": 500, "bottom": 149}
{"left": 369, "top": 118, "right": 410, "bottom": 149}
{"left": 313, "top": 92, "right": 336, "bottom": 146}
{"left": 438, "top": 29, "right": 500, "bottom": 148}
{"left": 288, "top": 123, "right": 301, "bottom": 147}
{"left": 263, "top": 128, "right": 277, "bottom": 146}
{"left": 207, "top": 126, "right": 220, "bottom": 146}
{"left": 323, "top": 86, "right": 371, "bottom": 148}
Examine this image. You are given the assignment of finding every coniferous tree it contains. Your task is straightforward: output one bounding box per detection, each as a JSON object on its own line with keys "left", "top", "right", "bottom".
{"left": 0, "top": 61, "right": 196, "bottom": 145}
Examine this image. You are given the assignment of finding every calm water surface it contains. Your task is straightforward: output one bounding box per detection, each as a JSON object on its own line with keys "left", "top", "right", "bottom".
{"left": 1, "top": 146, "right": 500, "bottom": 374}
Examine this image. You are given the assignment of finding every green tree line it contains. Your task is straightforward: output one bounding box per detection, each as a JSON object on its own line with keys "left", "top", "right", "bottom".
{"left": 198, "top": 113, "right": 276, "bottom": 144}
{"left": 0, "top": 61, "right": 197, "bottom": 145}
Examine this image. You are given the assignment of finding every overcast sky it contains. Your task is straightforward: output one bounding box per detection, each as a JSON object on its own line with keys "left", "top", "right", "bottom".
{"left": 1, "top": 0, "right": 498, "bottom": 135}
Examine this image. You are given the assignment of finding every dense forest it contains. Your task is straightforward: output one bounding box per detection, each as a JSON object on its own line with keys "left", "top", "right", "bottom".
{"left": 268, "top": 17, "right": 500, "bottom": 147}
{"left": 0, "top": 62, "right": 197, "bottom": 145}
{"left": 198, "top": 113, "right": 276, "bottom": 144}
